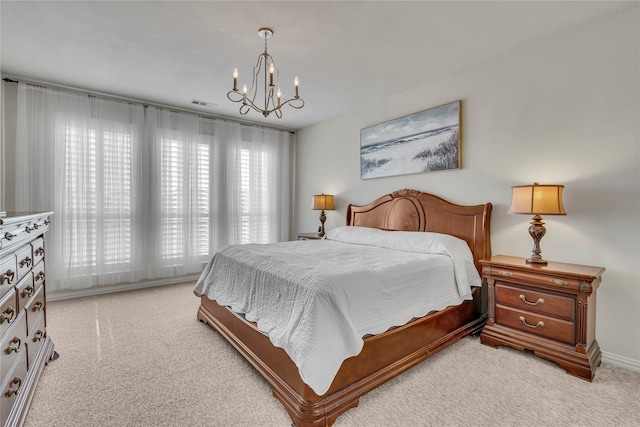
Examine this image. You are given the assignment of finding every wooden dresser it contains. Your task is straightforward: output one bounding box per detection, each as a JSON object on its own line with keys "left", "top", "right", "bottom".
{"left": 0, "top": 212, "right": 55, "bottom": 427}
{"left": 480, "top": 255, "right": 605, "bottom": 381}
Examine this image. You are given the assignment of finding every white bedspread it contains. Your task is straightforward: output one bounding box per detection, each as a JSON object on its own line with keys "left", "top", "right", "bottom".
{"left": 194, "top": 227, "right": 480, "bottom": 395}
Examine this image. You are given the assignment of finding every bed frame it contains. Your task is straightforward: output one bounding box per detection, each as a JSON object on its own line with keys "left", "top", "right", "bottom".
{"left": 197, "top": 189, "right": 492, "bottom": 426}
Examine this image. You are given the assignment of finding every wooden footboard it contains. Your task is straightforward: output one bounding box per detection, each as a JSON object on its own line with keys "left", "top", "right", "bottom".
{"left": 198, "top": 285, "right": 485, "bottom": 427}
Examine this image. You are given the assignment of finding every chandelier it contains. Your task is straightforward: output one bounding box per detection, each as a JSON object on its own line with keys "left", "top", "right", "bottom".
{"left": 227, "top": 27, "right": 305, "bottom": 118}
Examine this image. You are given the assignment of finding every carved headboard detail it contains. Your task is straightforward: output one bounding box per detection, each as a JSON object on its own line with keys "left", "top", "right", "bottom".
{"left": 346, "top": 189, "right": 492, "bottom": 273}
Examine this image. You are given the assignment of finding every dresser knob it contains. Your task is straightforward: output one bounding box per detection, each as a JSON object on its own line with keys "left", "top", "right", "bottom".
{"left": 1, "top": 270, "right": 15, "bottom": 285}
{"left": 519, "top": 316, "right": 544, "bottom": 329}
{"left": 19, "top": 256, "right": 32, "bottom": 269}
{"left": 35, "top": 271, "right": 45, "bottom": 282}
{"left": 4, "top": 232, "right": 15, "bottom": 241}
{"left": 0, "top": 306, "right": 16, "bottom": 324}
{"left": 33, "top": 330, "right": 45, "bottom": 343}
{"left": 25, "top": 226, "right": 34, "bottom": 233}
{"left": 5, "top": 337, "right": 21, "bottom": 354}
{"left": 519, "top": 294, "right": 544, "bottom": 306}
{"left": 31, "top": 301, "right": 44, "bottom": 312}
{"left": 35, "top": 247, "right": 45, "bottom": 257}
{"left": 20, "top": 285, "right": 34, "bottom": 299}
{"left": 4, "top": 377, "right": 22, "bottom": 397}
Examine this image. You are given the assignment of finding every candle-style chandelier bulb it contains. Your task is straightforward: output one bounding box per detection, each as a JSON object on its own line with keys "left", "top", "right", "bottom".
{"left": 227, "top": 27, "right": 305, "bottom": 118}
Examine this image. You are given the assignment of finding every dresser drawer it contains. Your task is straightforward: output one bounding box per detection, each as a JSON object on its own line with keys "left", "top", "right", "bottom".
{"left": 0, "top": 350, "right": 28, "bottom": 427}
{"left": 31, "top": 238, "right": 45, "bottom": 267}
{"left": 488, "top": 266, "right": 581, "bottom": 292}
{"left": 25, "top": 285, "right": 45, "bottom": 334}
{"left": 32, "top": 260, "right": 46, "bottom": 289}
{"left": 0, "top": 311, "right": 26, "bottom": 382}
{"left": 0, "top": 256, "right": 17, "bottom": 299}
{"left": 496, "top": 305, "right": 575, "bottom": 345}
{"left": 496, "top": 284, "right": 574, "bottom": 321}
{"left": 0, "top": 289, "right": 18, "bottom": 338}
{"left": 15, "top": 274, "right": 35, "bottom": 313}
{"left": 27, "top": 311, "right": 45, "bottom": 369}
{"left": 14, "top": 245, "right": 33, "bottom": 283}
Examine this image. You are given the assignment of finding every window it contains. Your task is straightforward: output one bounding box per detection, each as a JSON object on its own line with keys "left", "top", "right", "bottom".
{"left": 160, "top": 133, "right": 211, "bottom": 265}
{"left": 17, "top": 85, "right": 291, "bottom": 291}
{"left": 237, "top": 147, "right": 270, "bottom": 244}
{"left": 63, "top": 122, "right": 132, "bottom": 272}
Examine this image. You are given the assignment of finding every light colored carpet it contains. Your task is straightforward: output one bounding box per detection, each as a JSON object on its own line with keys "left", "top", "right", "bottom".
{"left": 24, "top": 282, "right": 640, "bottom": 427}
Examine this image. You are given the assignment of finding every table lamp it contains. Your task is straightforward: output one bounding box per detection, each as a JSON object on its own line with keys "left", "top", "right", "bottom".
{"left": 312, "top": 194, "right": 335, "bottom": 236}
{"left": 509, "top": 183, "right": 566, "bottom": 264}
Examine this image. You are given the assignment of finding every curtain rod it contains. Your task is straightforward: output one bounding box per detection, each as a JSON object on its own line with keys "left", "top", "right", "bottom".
{"left": 2, "top": 75, "right": 295, "bottom": 134}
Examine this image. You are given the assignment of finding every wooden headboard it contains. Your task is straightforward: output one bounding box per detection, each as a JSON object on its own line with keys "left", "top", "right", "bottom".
{"left": 346, "top": 189, "right": 492, "bottom": 273}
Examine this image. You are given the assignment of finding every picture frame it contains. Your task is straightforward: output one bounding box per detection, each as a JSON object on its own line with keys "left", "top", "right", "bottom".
{"left": 360, "top": 100, "right": 461, "bottom": 179}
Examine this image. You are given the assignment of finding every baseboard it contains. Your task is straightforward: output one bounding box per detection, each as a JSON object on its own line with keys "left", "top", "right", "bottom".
{"left": 602, "top": 350, "right": 640, "bottom": 373}
{"left": 47, "top": 274, "right": 200, "bottom": 301}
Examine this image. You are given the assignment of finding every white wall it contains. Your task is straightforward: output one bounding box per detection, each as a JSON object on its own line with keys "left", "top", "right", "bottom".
{"left": 294, "top": 6, "right": 640, "bottom": 364}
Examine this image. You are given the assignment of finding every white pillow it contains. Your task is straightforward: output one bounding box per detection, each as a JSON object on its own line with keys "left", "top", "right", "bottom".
{"left": 326, "top": 226, "right": 481, "bottom": 296}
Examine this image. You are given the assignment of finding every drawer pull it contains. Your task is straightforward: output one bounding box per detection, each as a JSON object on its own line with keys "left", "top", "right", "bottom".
{"left": 35, "top": 271, "right": 46, "bottom": 282}
{"left": 4, "top": 377, "right": 22, "bottom": 397}
{"left": 25, "top": 226, "right": 34, "bottom": 233}
{"left": 551, "top": 279, "right": 569, "bottom": 286}
{"left": 32, "top": 301, "right": 44, "bottom": 312}
{"left": 497, "top": 270, "right": 512, "bottom": 277}
{"left": 44, "top": 219, "right": 50, "bottom": 225}
{"left": 519, "top": 294, "right": 545, "bottom": 306}
{"left": 35, "top": 247, "right": 45, "bottom": 257}
{"left": 19, "top": 256, "right": 32, "bottom": 269}
{"left": 4, "top": 232, "right": 15, "bottom": 241}
{"left": 5, "top": 337, "right": 21, "bottom": 354}
{"left": 33, "top": 330, "right": 45, "bottom": 343}
{"left": 0, "top": 306, "right": 16, "bottom": 324}
{"left": 33, "top": 223, "right": 39, "bottom": 230}
{"left": 519, "top": 316, "right": 545, "bottom": 329}
{"left": 20, "top": 285, "right": 34, "bottom": 299}
{"left": 1, "top": 270, "right": 15, "bottom": 285}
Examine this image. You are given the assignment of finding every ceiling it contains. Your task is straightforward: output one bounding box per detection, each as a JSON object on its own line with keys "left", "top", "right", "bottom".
{"left": 0, "top": 1, "right": 629, "bottom": 130}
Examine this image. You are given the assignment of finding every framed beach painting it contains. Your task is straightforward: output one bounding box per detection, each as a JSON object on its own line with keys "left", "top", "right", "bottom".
{"left": 360, "top": 100, "right": 461, "bottom": 179}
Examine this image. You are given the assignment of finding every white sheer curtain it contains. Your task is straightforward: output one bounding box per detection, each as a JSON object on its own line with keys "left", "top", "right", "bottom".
{"left": 14, "top": 83, "right": 293, "bottom": 292}
{"left": 224, "top": 123, "right": 292, "bottom": 245}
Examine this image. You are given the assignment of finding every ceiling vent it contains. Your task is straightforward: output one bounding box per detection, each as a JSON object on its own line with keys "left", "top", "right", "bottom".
{"left": 191, "top": 99, "right": 216, "bottom": 107}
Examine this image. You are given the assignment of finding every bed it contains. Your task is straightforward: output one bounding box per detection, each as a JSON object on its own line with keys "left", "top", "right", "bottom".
{"left": 196, "top": 189, "right": 492, "bottom": 426}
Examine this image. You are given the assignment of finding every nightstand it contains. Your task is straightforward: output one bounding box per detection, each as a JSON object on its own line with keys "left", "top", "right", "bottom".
{"left": 480, "top": 255, "right": 605, "bottom": 381}
{"left": 297, "top": 232, "right": 323, "bottom": 240}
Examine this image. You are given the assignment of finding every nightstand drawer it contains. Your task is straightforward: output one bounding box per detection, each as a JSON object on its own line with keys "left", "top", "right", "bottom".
{"left": 496, "top": 305, "right": 575, "bottom": 345}
{"left": 488, "top": 266, "right": 580, "bottom": 292}
{"left": 496, "top": 284, "right": 574, "bottom": 321}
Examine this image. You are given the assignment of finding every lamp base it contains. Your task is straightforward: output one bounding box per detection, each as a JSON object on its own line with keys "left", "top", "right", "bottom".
{"left": 526, "top": 214, "right": 548, "bottom": 266}
{"left": 319, "top": 210, "right": 327, "bottom": 237}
